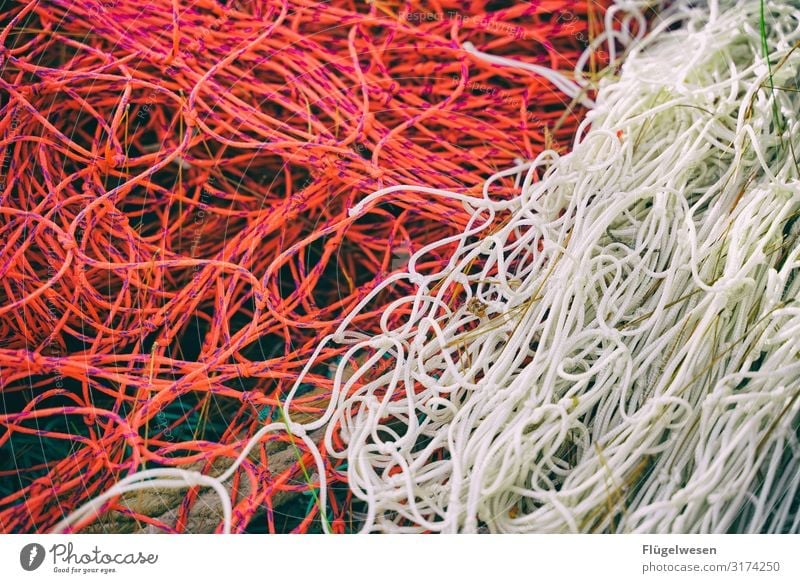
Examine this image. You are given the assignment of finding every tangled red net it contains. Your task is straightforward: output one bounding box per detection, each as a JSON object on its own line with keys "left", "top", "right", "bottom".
{"left": 0, "top": 0, "right": 611, "bottom": 533}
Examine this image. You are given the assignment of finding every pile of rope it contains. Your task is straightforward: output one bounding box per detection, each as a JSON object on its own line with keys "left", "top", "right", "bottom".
{"left": 0, "top": 0, "right": 619, "bottom": 532}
